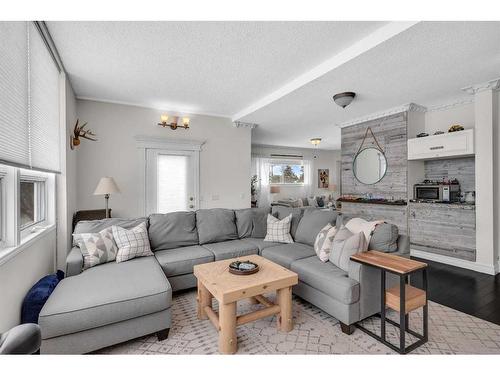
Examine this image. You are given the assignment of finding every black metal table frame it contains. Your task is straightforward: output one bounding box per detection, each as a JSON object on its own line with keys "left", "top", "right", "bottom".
{"left": 354, "top": 266, "right": 428, "bottom": 354}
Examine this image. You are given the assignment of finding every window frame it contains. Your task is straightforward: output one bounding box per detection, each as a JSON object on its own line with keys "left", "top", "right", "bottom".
{"left": 269, "top": 161, "right": 306, "bottom": 186}
{"left": 19, "top": 174, "right": 47, "bottom": 233}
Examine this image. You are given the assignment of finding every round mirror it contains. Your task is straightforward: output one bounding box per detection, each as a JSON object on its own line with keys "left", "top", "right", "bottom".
{"left": 352, "top": 147, "right": 387, "bottom": 185}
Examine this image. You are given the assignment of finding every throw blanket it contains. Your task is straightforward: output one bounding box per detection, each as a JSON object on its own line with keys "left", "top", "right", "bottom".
{"left": 344, "top": 218, "right": 384, "bottom": 250}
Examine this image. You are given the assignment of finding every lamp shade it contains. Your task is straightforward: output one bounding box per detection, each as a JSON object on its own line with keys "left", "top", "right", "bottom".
{"left": 94, "top": 177, "right": 121, "bottom": 195}
{"left": 270, "top": 186, "right": 281, "bottom": 194}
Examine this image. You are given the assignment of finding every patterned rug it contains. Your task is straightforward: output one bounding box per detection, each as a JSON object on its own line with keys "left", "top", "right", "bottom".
{"left": 96, "top": 290, "right": 500, "bottom": 355}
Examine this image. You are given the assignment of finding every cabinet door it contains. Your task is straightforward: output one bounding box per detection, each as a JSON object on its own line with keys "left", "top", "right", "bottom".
{"left": 408, "top": 129, "right": 474, "bottom": 160}
{"left": 409, "top": 204, "right": 476, "bottom": 261}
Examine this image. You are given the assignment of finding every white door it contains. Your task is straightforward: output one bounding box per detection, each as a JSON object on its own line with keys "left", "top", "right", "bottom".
{"left": 145, "top": 149, "right": 199, "bottom": 214}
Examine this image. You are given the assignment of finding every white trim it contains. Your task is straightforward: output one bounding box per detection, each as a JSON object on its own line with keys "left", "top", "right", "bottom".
{"left": 77, "top": 96, "right": 231, "bottom": 119}
{"left": 0, "top": 224, "right": 56, "bottom": 266}
{"left": 233, "top": 121, "right": 258, "bottom": 129}
{"left": 135, "top": 135, "right": 205, "bottom": 151}
{"left": 410, "top": 249, "right": 497, "bottom": 275}
{"left": 461, "top": 78, "right": 500, "bottom": 95}
{"left": 426, "top": 98, "right": 475, "bottom": 112}
{"left": 336, "top": 103, "right": 427, "bottom": 128}
{"left": 232, "top": 22, "right": 420, "bottom": 121}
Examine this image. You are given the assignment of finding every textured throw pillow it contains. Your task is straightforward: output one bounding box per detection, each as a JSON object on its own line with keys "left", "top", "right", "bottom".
{"left": 369, "top": 223, "right": 399, "bottom": 252}
{"left": 73, "top": 227, "right": 118, "bottom": 270}
{"left": 313, "top": 224, "right": 338, "bottom": 262}
{"left": 112, "top": 222, "right": 154, "bottom": 263}
{"left": 307, "top": 197, "right": 318, "bottom": 207}
{"left": 329, "top": 226, "right": 366, "bottom": 272}
{"left": 264, "top": 214, "right": 294, "bottom": 243}
{"left": 345, "top": 217, "right": 384, "bottom": 247}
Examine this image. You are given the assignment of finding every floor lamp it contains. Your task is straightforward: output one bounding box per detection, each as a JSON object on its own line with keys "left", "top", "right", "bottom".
{"left": 94, "top": 177, "right": 121, "bottom": 218}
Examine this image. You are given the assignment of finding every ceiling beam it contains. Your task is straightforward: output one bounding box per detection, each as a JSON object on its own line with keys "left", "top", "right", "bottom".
{"left": 231, "top": 21, "right": 420, "bottom": 122}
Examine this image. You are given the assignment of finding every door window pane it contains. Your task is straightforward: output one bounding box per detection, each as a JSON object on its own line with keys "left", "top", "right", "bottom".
{"left": 157, "top": 154, "right": 189, "bottom": 213}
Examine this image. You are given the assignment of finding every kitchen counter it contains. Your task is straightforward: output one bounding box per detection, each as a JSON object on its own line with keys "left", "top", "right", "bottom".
{"left": 337, "top": 198, "right": 407, "bottom": 206}
{"left": 409, "top": 200, "right": 475, "bottom": 210}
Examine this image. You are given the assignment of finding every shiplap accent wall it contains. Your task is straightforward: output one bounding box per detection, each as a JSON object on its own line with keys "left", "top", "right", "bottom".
{"left": 341, "top": 202, "right": 408, "bottom": 235}
{"left": 341, "top": 112, "right": 408, "bottom": 200}
{"left": 424, "top": 157, "right": 475, "bottom": 192}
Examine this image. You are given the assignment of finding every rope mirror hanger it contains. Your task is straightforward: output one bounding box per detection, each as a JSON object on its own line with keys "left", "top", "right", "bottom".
{"left": 356, "top": 126, "right": 385, "bottom": 155}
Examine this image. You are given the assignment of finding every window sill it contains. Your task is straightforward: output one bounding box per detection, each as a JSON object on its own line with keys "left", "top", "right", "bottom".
{"left": 0, "top": 224, "right": 56, "bottom": 266}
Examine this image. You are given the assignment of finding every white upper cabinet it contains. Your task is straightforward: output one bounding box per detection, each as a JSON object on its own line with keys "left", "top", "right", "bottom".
{"left": 408, "top": 129, "right": 474, "bottom": 160}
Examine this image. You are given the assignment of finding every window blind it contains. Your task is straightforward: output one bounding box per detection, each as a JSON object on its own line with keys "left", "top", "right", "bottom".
{"left": 0, "top": 21, "right": 61, "bottom": 173}
{"left": 0, "top": 22, "right": 30, "bottom": 168}
{"left": 29, "top": 22, "right": 61, "bottom": 173}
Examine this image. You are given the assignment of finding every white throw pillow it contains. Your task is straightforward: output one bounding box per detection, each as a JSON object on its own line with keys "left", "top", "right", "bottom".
{"left": 345, "top": 217, "right": 384, "bottom": 248}
{"left": 264, "top": 214, "right": 294, "bottom": 244}
{"left": 307, "top": 197, "right": 318, "bottom": 207}
{"left": 329, "top": 226, "right": 366, "bottom": 272}
{"left": 314, "top": 223, "right": 338, "bottom": 262}
{"left": 112, "top": 222, "right": 154, "bottom": 263}
{"left": 73, "top": 227, "right": 118, "bottom": 270}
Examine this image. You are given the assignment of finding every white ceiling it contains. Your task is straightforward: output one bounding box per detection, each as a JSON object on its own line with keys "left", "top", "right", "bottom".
{"left": 48, "top": 21, "right": 500, "bottom": 150}
{"left": 47, "top": 21, "right": 386, "bottom": 116}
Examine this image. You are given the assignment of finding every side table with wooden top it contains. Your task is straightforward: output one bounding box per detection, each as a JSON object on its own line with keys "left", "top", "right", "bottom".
{"left": 350, "top": 250, "right": 428, "bottom": 354}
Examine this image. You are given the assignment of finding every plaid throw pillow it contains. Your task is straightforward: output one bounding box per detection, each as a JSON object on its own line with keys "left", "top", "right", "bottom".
{"left": 73, "top": 227, "right": 118, "bottom": 270}
{"left": 264, "top": 214, "right": 294, "bottom": 243}
{"left": 112, "top": 222, "right": 153, "bottom": 263}
{"left": 314, "top": 224, "right": 338, "bottom": 262}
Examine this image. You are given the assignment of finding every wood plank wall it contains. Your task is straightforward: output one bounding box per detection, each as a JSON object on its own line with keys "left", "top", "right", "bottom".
{"left": 341, "top": 112, "right": 408, "bottom": 201}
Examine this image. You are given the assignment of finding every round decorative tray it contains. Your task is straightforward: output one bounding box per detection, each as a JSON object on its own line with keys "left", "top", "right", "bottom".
{"left": 228, "top": 260, "right": 259, "bottom": 275}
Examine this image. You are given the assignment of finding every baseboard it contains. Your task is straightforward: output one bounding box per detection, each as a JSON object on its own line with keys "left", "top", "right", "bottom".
{"left": 410, "top": 249, "right": 498, "bottom": 275}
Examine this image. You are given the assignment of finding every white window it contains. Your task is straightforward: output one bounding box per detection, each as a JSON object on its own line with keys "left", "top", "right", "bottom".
{"left": 19, "top": 176, "right": 46, "bottom": 230}
{"left": 269, "top": 162, "right": 305, "bottom": 185}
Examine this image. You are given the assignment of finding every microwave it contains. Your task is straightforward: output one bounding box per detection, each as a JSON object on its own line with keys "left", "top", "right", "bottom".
{"left": 414, "top": 184, "right": 460, "bottom": 202}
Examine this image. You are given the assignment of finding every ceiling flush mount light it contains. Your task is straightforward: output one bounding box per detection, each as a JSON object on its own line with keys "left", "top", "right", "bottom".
{"left": 158, "top": 114, "right": 190, "bottom": 130}
{"left": 333, "top": 92, "right": 356, "bottom": 108}
{"left": 310, "top": 138, "right": 322, "bottom": 146}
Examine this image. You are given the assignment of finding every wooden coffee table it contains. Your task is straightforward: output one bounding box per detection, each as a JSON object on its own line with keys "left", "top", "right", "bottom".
{"left": 193, "top": 254, "right": 298, "bottom": 354}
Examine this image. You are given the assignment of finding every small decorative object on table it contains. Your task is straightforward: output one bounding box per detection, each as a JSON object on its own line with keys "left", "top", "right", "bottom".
{"left": 228, "top": 260, "right": 259, "bottom": 275}
{"left": 416, "top": 132, "right": 429, "bottom": 138}
{"left": 448, "top": 124, "right": 464, "bottom": 132}
{"left": 433, "top": 130, "right": 444, "bottom": 135}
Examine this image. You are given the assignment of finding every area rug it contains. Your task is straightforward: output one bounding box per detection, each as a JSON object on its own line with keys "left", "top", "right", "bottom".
{"left": 96, "top": 290, "right": 500, "bottom": 355}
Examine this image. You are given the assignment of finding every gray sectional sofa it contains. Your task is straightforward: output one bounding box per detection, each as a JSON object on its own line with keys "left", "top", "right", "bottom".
{"left": 38, "top": 206, "right": 409, "bottom": 354}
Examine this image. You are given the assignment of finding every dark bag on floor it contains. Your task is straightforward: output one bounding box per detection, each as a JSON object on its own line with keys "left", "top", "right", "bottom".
{"left": 21, "top": 270, "right": 64, "bottom": 324}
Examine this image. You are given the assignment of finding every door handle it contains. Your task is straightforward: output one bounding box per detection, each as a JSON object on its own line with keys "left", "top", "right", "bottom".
{"left": 189, "top": 204, "right": 194, "bottom": 209}
{"left": 189, "top": 197, "right": 194, "bottom": 201}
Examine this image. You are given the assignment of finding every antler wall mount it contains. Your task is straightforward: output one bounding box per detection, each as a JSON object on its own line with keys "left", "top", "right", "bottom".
{"left": 70, "top": 119, "right": 97, "bottom": 150}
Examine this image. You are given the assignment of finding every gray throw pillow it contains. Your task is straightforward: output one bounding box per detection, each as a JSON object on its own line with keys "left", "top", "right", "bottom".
{"left": 368, "top": 223, "right": 399, "bottom": 252}
{"left": 148, "top": 212, "right": 198, "bottom": 251}
{"left": 73, "top": 227, "right": 118, "bottom": 270}
{"left": 196, "top": 208, "right": 238, "bottom": 244}
{"left": 294, "top": 209, "right": 338, "bottom": 247}
{"left": 235, "top": 208, "right": 270, "bottom": 239}
{"left": 329, "top": 227, "right": 366, "bottom": 272}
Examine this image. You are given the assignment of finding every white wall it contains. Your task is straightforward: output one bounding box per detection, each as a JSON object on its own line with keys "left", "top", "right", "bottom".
{"left": 75, "top": 100, "right": 251, "bottom": 218}
{"left": 0, "top": 229, "right": 56, "bottom": 332}
{"left": 56, "top": 76, "right": 77, "bottom": 270}
{"left": 251, "top": 144, "right": 341, "bottom": 200}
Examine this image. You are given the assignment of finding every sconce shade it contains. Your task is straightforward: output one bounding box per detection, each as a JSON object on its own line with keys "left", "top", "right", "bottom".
{"left": 182, "top": 117, "right": 190, "bottom": 126}
{"left": 160, "top": 114, "right": 169, "bottom": 123}
{"left": 270, "top": 186, "right": 281, "bottom": 194}
{"left": 94, "top": 177, "right": 121, "bottom": 195}
{"left": 310, "top": 138, "right": 321, "bottom": 146}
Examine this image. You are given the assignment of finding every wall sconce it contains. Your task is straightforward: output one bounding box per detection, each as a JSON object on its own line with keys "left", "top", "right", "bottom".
{"left": 310, "top": 138, "right": 322, "bottom": 146}
{"left": 158, "top": 114, "right": 190, "bottom": 130}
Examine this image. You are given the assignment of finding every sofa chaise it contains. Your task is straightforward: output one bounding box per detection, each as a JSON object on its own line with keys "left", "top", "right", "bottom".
{"left": 38, "top": 206, "right": 408, "bottom": 353}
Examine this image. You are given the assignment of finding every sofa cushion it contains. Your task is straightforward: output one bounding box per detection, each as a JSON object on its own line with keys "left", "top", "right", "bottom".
{"left": 368, "top": 223, "right": 399, "bottom": 252}
{"left": 73, "top": 217, "right": 148, "bottom": 246}
{"left": 261, "top": 243, "right": 315, "bottom": 268}
{"left": 294, "top": 209, "right": 338, "bottom": 247}
{"left": 202, "top": 239, "right": 259, "bottom": 261}
{"left": 39, "top": 256, "right": 171, "bottom": 339}
{"left": 235, "top": 208, "right": 270, "bottom": 239}
{"left": 329, "top": 227, "right": 366, "bottom": 272}
{"left": 196, "top": 208, "right": 238, "bottom": 244}
{"left": 148, "top": 212, "right": 198, "bottom": 251}
{"left": 155, "top": 245, "right": 214, "bottom": 277}
{"left": 242, "top": 237, "right": 282, "bottom": 252}
{"left": 291, "top": 256, "right": 360, "bottom": 305}
{"left": 271, "top": 206, "right": 303, "bottom": 239}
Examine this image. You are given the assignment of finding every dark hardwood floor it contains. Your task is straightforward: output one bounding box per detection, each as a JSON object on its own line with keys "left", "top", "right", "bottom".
{"left": 411, "top": 257, "right": 500, "bottom": 325}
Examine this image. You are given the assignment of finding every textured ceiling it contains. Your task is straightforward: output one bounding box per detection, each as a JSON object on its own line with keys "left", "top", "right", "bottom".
{"left": 48, "top": 21, "right": 500, "bottom": 150}
{"left": 47, "top": 21, "right": 386, "bottom": 117}
{"left": 240, "top": 21, "right": 500, "bottom": 149}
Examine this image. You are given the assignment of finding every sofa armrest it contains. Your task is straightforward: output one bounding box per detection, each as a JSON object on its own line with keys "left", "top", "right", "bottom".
{"left": 66, "top": 247, "right": 83, "bottom": 277}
